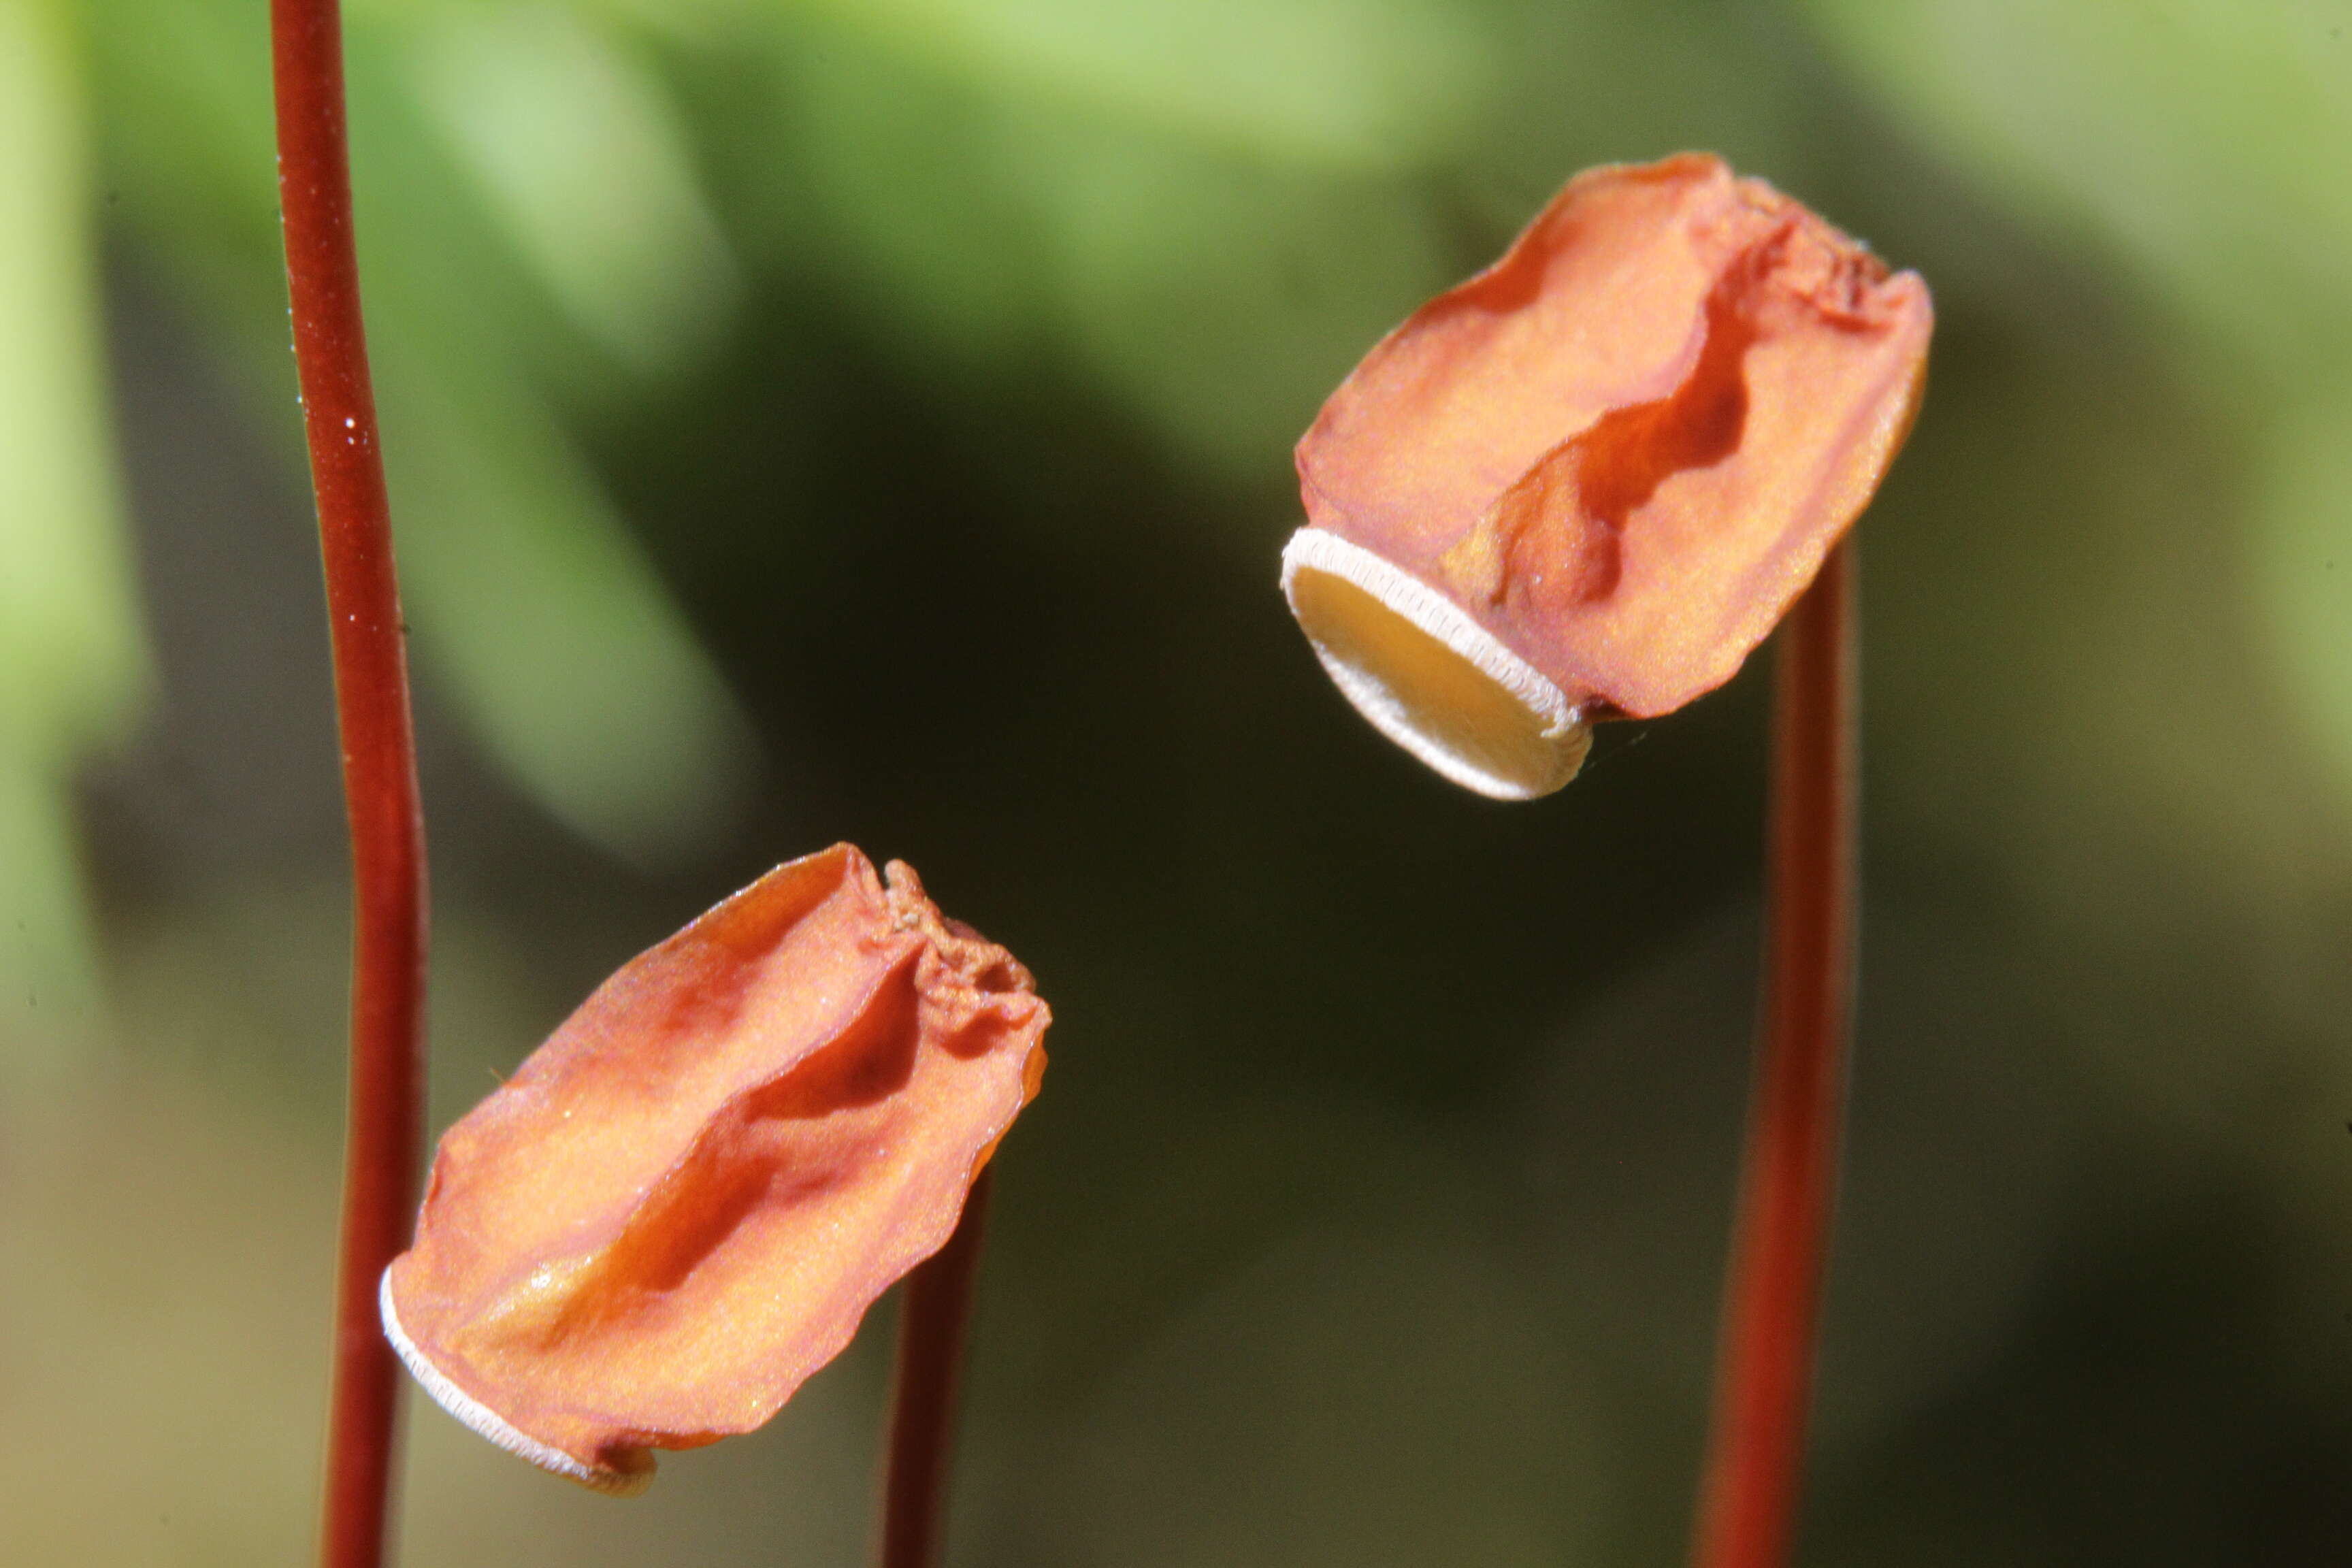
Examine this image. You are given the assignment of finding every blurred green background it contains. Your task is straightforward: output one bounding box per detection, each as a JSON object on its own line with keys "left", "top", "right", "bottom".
{"left": 3, "top": 0, "right": 2351, "bottom": 1561}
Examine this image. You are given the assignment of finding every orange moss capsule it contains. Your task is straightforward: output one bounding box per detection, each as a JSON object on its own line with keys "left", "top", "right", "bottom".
{"left": 1282, "top": 153, "right": 1931, "bottom": 798}
{"left": 381, "top": 845, "right": 1047, "bottom": 1494}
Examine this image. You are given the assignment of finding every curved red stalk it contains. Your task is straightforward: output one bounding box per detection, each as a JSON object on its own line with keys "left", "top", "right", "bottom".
{"left": 877, "top": 1168, "right": 996, "bottom": 1568}
{"left": 270, "top": 4, "right": 429, "bottom": 1565}
{"left": 1690, "top": 540, "right": 1857, "bottom": 1568}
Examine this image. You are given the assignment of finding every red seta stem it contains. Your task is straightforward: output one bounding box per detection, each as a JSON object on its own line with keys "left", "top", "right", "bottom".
{"left": 877, "top": 1167, "right": 996, "bottom": 1568}
{"left": 270, "top": 5, "right": 429, "bottom": 1566}
{"left": 1690, "top": 540, "right": 1857, "bottom": 1568}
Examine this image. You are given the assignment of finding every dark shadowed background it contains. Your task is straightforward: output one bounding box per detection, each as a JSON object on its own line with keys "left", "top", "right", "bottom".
{"left": 4, "top": 0, "right": 2351, "bottom": 1562}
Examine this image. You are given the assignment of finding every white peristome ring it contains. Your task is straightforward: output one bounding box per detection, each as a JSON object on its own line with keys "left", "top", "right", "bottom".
{"left": 1281, "top": 527, "right": 1590, "bottom": 800}
{"left": 380, "top": 1268, "right": 654, "bottom": 1496}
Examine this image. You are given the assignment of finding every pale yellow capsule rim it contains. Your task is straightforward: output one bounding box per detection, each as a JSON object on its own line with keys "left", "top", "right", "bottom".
{"left": 379, "top": 1267, "right": 653, "bottom": 1497}
{"left": 1280, "top": 527, "right": 1590, "bottom": 800}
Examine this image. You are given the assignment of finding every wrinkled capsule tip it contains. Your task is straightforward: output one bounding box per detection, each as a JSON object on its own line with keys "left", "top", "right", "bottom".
{"left": 1281, "top": 527, "right": 1591, "bottom": 800}
{"left": 379, "top": 1269, "right": 655, "bottom": 1497}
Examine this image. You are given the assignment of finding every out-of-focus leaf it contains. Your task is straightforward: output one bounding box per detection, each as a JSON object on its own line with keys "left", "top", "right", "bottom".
{"left": 375, "top": 346, "right": 756, "bottom": 864}
{"left": 761, "top": 19, "right": 1452, "bottom": 478}
{"left": 1465, "top": 0, "right": 1808, "bottom": 228}
{"left": 2254, "top": 389, "right": 2352, "bottom": 835}
{"left": 0, "top": 755, "right": 104, "bottom": 1045}
{"left": 407, "top": 4, "right": 740, "bottom": 375}
{"left": 1034, "top": 126, "right": 1450, "bottom": 476}
{"left": 780, "top": 0, "right": 1492, "bottom": 172}
{"left": 346, "top": 23, "right": 760, "bottom": 860}
{"left": 86, "top": 0, "right": 283, "bottom": 325}
{"left": 90, "top": 0, "right": 755, "bottom": 866}
{"left": 1798, "top": 0, "right": 2352, "bottom": 380}
{"left": 0, "top": 0, "right": 147, "bottom": 1036}
{"left": 0, "top": 0, "right": 140, "bottom": 747}
{"left": 760, "top": 29, "right": 1057, "bottom": 370}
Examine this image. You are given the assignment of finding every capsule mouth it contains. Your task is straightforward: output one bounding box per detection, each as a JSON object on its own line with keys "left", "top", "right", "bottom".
{"left": 1281, "top": 528, "right": 1590, "bottom": 800}
{"left": 380, "top": 1268, "right": 655, "bottom": 1497}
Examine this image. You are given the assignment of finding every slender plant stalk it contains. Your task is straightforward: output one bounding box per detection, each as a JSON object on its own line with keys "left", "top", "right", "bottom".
{"left": 1690, "top": 539, "right": 1858, "bottom": 1568}
{"left": 877, "top": 1167, "right": 996, "bottom": 1568}
{"left": 270, "top": 5, "right": 429, "bottom": 1566}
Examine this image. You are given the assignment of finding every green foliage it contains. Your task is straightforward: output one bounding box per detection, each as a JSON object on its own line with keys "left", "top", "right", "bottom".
{"left": 1803, "top": 0, "right": 2352, "bottom": 844}
{"left": 1803, "top": 0, "right": 2352, "bottom": 380}
{"left": 0, "top": 0, "right": 144, "bottom": 1034}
